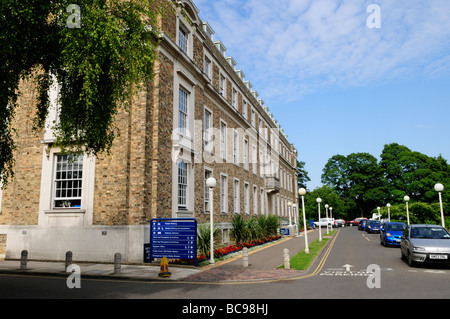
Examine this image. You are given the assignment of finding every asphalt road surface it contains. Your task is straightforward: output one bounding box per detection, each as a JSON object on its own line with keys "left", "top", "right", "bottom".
{"left": 1, "top": 227, "right": 449, "bottom": 301}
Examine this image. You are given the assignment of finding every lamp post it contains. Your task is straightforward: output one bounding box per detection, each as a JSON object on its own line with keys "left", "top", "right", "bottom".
{"left": 298, "top": 188, "right": 309, "bottom": 253}
{"left": 386, "top": 203, "right": 391, "bottom": 222}
{"left": 206, "top": 177, "right": 216, "bottom": 264}
{"left": 316, "top": 198, "right": 322, "bottom": 241}
{"left": 377, "top": 207, "right": 381, "bottom": 220}
{"left": 325, "top": 204, "right": 329, "bottom": 234}
{"left": 434, "top": 183, "right": 445, "bottom": 228}
{"left": 404, "top": 195, "right": 410, "bottom": 226}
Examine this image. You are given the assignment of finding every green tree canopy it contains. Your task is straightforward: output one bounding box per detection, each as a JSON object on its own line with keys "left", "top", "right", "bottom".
{"left": 380, "top": 143, "right": 450, "bottom": 204}
{"left": 321, "top": 152, "right": 388, "bottom": 218}
{"left": 1, "top": 0, "right": 170, "bottom": 188}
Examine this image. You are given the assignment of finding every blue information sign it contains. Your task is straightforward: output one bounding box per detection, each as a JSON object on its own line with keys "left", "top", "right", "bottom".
{"left": 150, "top": 218, "right": 198, "bottom": 266}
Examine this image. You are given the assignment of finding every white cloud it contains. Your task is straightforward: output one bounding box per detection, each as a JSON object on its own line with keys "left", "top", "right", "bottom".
{"left": 195, "top": 0, "right": 450, "bottom": 103}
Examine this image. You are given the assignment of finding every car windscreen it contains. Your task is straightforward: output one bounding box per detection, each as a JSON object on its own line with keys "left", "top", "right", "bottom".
{"left": 368, "top": 221, "right": 381, "bottom": 225}
{"left": 386, "top": 224, "right": 406, "bottom": 231}
{"left": 410, "top": 227, "right": 450, "bottom": 239}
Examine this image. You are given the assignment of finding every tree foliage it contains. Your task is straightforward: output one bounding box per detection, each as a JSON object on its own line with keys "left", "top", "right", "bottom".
{"left": 321, "top": 143, "right": 450, "bottom": 221}
{"left": 297, "top": 160, "right": 310, "bottom": 190}
{"left": 0, "top": 0, "right": 170, "bottom": 188}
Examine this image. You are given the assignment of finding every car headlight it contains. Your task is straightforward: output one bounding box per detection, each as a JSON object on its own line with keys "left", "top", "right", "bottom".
{"left": 413, "top": 246, "right": 426, "bottom": 252}
{"left": 386, "top": 233, "right": 392, "bottom": 237}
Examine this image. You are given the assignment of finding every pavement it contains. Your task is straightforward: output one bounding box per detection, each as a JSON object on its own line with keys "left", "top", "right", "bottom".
{"left": 0, "top": 228, "right": 329, "bottom": 283}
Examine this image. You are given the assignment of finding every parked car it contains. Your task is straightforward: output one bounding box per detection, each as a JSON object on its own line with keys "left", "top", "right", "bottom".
{"left": 349, "top": 217, "right": 367, "bottom": 226}
{"left": 358, "top": 219, "right": 368, "bottom": 231}
{"left": 400, "top": 224, "right": 450, "bottom": 267}
{"left": 380, "top": 222, "right": 406, "bottom": 246}
{"left": 366, "top": 220, "right": 382, "bottom": 233}
{"left": 335, "top": 219, "right": 346, "bottom": 227}
{"left": 314, "top": 218, "right": 335, "bottom": 228}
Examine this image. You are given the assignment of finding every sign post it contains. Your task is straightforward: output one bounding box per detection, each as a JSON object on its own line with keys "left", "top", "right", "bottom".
{"left": 150, "top": 218, "right": 198, "bottom": 266}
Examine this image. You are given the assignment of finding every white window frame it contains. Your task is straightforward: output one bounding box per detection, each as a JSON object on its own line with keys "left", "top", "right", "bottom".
{"left": 204, "top": 108, "right": 213, "bottom": 153}
{"left": 219, "top": 74, "right": 226, "bottom": 97}
{"left": 204, "top": 55, "right": 211, "bottom": 79}
{"left": 232, "top": 88, "right": 237, "bottom": 109}
{"left": 233, "top": 129, "right": 239, "bottom": 165}
{"left": 52, "top": 154, "right": 84, "bottom": 209}
{"left": 252, "top": 144, "right": 257, "bottom": 175}
{"left": 253, "top": 185, "right": 258, "bottom": 215}
{"left": 220, "top": 120, "right": 227, "bottom": 161}
{"left": 244, "top": 138, "right": 249, "bottom": 170}
{"left": 234, "top": 179, "right": 240, "bottom": 214}
{"left": 178, "top": 23, "right": 189, "bottom": 54}
{"left": 177, "top": 160, "right": 188, "bottom": 210}
{"left": 220, "top": 174, "right": 228, "bottom": 214}
{"left": 244, "top": 182, "right": 249, "bottom": 215}
{"left": 204, "top": 168, "right": 212, "bottom": 213}
{"left": 178, "top": 86, "right": 189, "bottom": 135}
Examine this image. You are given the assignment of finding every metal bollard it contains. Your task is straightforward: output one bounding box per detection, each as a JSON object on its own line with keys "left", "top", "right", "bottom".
{"left": 65, "top": 251, "right": 73, "bottom": 271}
{"left": 283, "top": 248, "right": 290, "bottom": 270}
{"left": 114, "top": 253, "right": 121, "bottom": 274}
{"left": 20, "top": 250, "right": 28, "bottom": 270}
{"left": 242, "top": 247, "right": 249, "bottom": 267}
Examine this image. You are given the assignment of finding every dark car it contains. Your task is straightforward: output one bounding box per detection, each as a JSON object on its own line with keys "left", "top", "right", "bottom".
{"left": 349, "top": 217, "right": 367, "bottom": 226}
{"left": 366, "top": 220, "right": 382, "bottom": 234}
{"left": 358, "top": 219, "right": 368, "bottom": 231}
{"left": 380, "top": 222, "right": 406, "bottom": 246}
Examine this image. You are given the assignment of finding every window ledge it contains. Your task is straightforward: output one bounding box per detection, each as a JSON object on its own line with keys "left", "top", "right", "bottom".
{"left": 44, "top": 209, "right": 86, "bottom": 214}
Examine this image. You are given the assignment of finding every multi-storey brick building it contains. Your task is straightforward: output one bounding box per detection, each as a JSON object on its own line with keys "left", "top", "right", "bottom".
{"left": 0, "top": 0, "right": 299, "bottom": 263}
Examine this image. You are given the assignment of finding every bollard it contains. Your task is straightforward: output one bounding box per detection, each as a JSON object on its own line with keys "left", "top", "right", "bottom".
{"left": 20, "top": 250, "right": 28, "bottom": 270}
{"left": 65, "top": 251, "right": 73, "bottom": 271}
{"left": 283, "top": 248, "right": 290, "bottom": 270}
{"left": 242, "top": 247, "right": 249, "bottom": 267}
{"left": 114, "top": 253, "right": 121, "bottom": 274}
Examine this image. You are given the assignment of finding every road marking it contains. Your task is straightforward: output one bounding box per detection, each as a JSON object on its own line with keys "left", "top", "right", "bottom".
{"left": 362, "top": 234, "right": 370, "bottom": 241}
{"left": 342, "top": 264, "right": 354, "bottom": 272}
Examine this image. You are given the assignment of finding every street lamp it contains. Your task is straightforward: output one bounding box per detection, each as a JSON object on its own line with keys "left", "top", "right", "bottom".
{"left": 386, "top": 203, "right": 391, "bottom": 222}
{"left": 325, "top": 204, "right": 329, "bottom": 234}
{"left": 434, "top": 183, "right": 445, "bottom": 228}
{"left": 316, "top": 198, "right": 322, "bottom": 241}
{"left": 206, "top": 177, "right": 216, "bottom": 264}
{"left": 377, "top": 207, "right": 381, "bottom": 221}
{"left": 298, "top": 188, "right": 309, "bottom": 253}
{"left": 404, "top": 195, "right": 410, "bottom": 226}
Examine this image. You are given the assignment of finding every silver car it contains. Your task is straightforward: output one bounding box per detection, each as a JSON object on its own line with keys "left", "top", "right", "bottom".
{"left": 400, "top": 224, "right": 450, "bottom": 267}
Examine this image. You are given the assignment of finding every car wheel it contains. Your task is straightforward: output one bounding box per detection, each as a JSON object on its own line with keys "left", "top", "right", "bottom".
{"left": 407, "top": 251, "right": 416, "bottom": 267}
{"left": 401, "top": 248, "right": 406, "bottom": 260}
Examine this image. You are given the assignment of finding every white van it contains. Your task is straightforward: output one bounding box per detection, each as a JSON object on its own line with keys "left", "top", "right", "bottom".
{"left": 314, "top": 218, "right": 335, "bottom": 228}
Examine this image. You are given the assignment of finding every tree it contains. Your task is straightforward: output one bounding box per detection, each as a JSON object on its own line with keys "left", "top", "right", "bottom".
{"left": 297, "top": 160, "right": 310, "bottom": 190}
{"left": 321, "top": 153, "right": 388, "bottom": 218}
{"left": 303, "top": 185, "right": 346, "bottom": 221}
{"left": 0, "top": 0, "right": 170, "bottom": 188}
{"left": 380, "top": 143, "right": 450, "bottom": 204}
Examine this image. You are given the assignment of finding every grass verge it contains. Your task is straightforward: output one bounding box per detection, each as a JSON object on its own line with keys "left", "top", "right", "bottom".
{"left": 285, "top": 230, "right": 335, "bottom": 270}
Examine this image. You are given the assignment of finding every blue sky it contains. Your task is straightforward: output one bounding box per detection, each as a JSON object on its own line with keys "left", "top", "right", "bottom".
{"left": 193, "top": 0, "right": 450, "bottom": 190}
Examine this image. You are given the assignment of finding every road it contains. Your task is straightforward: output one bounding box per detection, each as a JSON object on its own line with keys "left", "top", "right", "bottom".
{"left": 1, "top": 227, "right": 449, "bottom": 301}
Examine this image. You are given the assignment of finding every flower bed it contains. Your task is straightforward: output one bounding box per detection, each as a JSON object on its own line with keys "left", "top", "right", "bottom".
{"left": 170, "top": 235, "right": 282, "bottom": 266}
